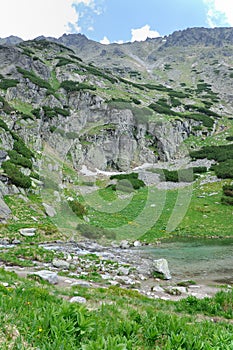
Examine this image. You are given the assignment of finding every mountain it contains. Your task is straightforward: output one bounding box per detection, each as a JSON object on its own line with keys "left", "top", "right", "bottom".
{"left": 0, "top": 35, "right": 23, "bottom": 45}
{"left": 0, "top": 26, "right": 233, "bottom": 238}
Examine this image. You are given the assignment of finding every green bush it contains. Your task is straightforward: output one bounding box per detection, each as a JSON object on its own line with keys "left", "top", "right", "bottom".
{"left": 0, "top": 118, "right": 9, "bottom": 131}
{"left": 8, "top": 150, "right": 32, "bottom": 169}
{"left": 221, "top": 196, "right": 233, "bottom": 205}
{"left": 68, "top": 199, "right": 87, "bottom": 218}
{"left": 31, "top": 108, "right": 41, "bottom": 119}
{"left": 170, "top": 97, "right": 182, "bottom": 107}
{"left": 0, "top": 78, "right": 19, "bottom": 90}
{"left": 17, "top": 66, "right": 54, "bottom": 94}
{"left": 221, "top": 183, "right": 233, "bottom": 206}
{"left": 42, "top": 105, "right": 56, "bottom": 119}
{"left": 56, "top": 57, "right": 75, "bottom": 67}
{"left": 13, "top": 139, "right": 33, "bottom": 159}
{"left": 0, "top": 96, "right": 13, "bottom": 114}
{"left": 192, "top": 166, "right": 207, "bottom": 174}
{"left": 190, "top": 144, "right": 233, "bottom": 163}
{"left": 60, "top": 80, "right": 96, "bottom": 92}
{"left": 83, "top": 65, "right": 117, "bottom": 84}
{"left": 184, "top": 113, "right": 214, "bottom": 128}
{"left": 54, "top": 107, "right": 70, "bottom": 117}
{"left": 214, "top": 160, "right": 233, "bottom": 179}
{"left": 222, "top": 184, "right": 233, "bottom": 197}
{"left": 110, "top": 172, "right": 138, "bottom": 181}
{"left": 109, "top": 173, "right": 145, "bottom": 191}
{"left": 76, "top": 224, "right": 116, "bottom": 240}
{"left": 153, "top": 168, "right": 194, "bottom": 182}
{"left": 2, "top": 161, "right": 31, "bottom": 188}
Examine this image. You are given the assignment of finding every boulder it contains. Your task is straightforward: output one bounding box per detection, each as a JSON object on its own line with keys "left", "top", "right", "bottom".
{"left": 31, "top": 270, "right": 58, "bottom": 284}
{"left": 52, "top": 258, "right": 70, "bottom": 269}
{"left": 133, "top": 240, "right": 142, "bottom": 247}
{"left": 119, "top": 240, "right": 130, "bottom": 249}
{"left": 151, "top": 258, "right": 171, "bottom": 280}
{"left": 19, "top": 228, "right": 36, "bottom": 237}
{"left": 117, "top": 266, "right": 130, "bottom": 276}
{"left": 69, "top": 296, "right": 87, "bottom": 304}
{"left": 42, "top": 203, "right": 56, "bottom": 217}
{"left": 0, "top": 198, "right": 11, "bottom": 221}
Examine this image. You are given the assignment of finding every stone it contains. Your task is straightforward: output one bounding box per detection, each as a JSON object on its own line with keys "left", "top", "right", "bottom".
{"left": 12, "top": 239, "right": 21, "bottom": 244}
{"left": 120, "top": 240, "right": 130, "bottom": 249}
{"left": 19, "top": 228, "right": 36, "bottom": 237}
{"left": 0, "top": 150, "right": 7, "bottom": 162}
{"left": 31, "top": 270, "right": 58, "bottom": 284}
{"left": 152, "top": 286, "right": 165, "bottom": 293}
{"left": 0, "top": 198, "right": 11, "bottom": 221}
{"left": 0, "top": 238, "right": 10, "bottom": 245}
{"left": 133, "top": 240, "right": 142, "bottom": 247}
{"left": 42, "top": 203, "right": 56, "bottom": 217}
{"left": 151, "top": 258, "right": 171, "bottom": 280}
{"left": 70, "top": 296, "right": 87, "bottom": 303}
{"left": 1, "top": 282, "right": 9, "bottom": 287}
{"left": 71, "top": 281, "right": 91, "bottom": 288}
{"left": 52, "top": 258, "right": 70, "bottom": 269}
{"left": 117, "top": 266, "right": 130, "bottom": 276}
{"left": 18, "top": 194, "right": 29, "bottom": 202}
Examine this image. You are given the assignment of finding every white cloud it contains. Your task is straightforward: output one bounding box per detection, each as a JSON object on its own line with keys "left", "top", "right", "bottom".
{"left": 100, "top": 36, "right": 110, "bottom": 45}
{"left": 0, "top": 0, "right": 86, "bottom": 40}
{"left": 204, "top": 0, "right": 233, "bottom": 27}
{"left": 131, "top": 25, "right": 160, "bottom": 42}
{"left": 74, "top": 0, "right": 94, "bottom": 5}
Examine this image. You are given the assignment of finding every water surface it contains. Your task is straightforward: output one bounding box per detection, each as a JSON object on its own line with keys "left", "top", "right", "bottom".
{"left": 141, "top": 237, "right": 233, "bottom": 284}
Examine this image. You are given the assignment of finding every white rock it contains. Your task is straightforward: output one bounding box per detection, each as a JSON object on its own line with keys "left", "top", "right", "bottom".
{"left": 133, "top": 240, "right": 142, "bottom": 247}
{"left": 70, "top": 296, "right": 87, "bottom": 303}
{"left": 19, "top": 228, "right": 36, "bottom": 237}
{"left": 151, "top": 258, "right": 171, "bottom": 280}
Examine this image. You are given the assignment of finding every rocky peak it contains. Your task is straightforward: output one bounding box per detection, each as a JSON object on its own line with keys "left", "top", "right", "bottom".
{"left": 0, "top": 35, "right": 23, "bottom": 46}
{"left": 162, "top": 27, "right": 233, "bottom": 48}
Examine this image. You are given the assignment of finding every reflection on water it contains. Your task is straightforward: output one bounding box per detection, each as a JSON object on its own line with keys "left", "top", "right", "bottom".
{"left": 141, "top": 238, "right": 233, "bottom": 283}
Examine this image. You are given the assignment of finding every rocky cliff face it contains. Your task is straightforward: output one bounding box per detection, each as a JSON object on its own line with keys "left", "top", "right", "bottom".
{"left": 0, "top": 28, "right": 230, "bottom": 180}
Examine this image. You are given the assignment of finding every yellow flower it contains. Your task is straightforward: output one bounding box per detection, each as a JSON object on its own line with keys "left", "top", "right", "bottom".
{"left": 38, "top": 328, "right": 43, "bottom": 332}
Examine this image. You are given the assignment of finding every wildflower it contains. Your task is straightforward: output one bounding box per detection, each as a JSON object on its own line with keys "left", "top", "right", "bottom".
{"left": 38, "top": 328, "right": 43, "bottom": 332}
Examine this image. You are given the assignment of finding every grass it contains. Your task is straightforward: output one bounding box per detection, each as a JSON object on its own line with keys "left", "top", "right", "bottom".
{"left": 0, "top": 268, "right": 232, "bottom": 349}
{"left": 84, "top": 176, "right": 233, "bottom": 242}
{"left": 2, "top": 154, "right": 233, "bottom": 242}
{"left": 0, "top": 245, "right": 63, "bottom": 267}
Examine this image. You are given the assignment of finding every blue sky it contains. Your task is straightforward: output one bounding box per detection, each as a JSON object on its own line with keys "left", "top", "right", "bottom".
{"left": 0, "top": 0, "right": 232, "bottom": 42}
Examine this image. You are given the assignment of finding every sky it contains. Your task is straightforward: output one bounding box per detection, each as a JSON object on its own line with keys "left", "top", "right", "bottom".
{"left": 0, "top": 0, "right": 232, "bottom": 44}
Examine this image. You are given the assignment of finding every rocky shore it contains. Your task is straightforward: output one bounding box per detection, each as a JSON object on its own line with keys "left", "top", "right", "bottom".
{"left": 1, "top": 238, "right": 226, "bottom": 302}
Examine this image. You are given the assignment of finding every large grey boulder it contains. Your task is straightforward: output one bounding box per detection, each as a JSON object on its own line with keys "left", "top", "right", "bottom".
{"left": 31, "top": 270, "right": 58, "bottom": 284}
{"left": 42, "top": 203, "right": 56, "bottom": 217}
{"left": 52, "top": 258, "right": 70, "bottom": 269}
{"left": 151, "top": 258, "right": 171, "bottom": 280}
{"left": 0, "top": 198, "right": 11, "bottom": 221}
